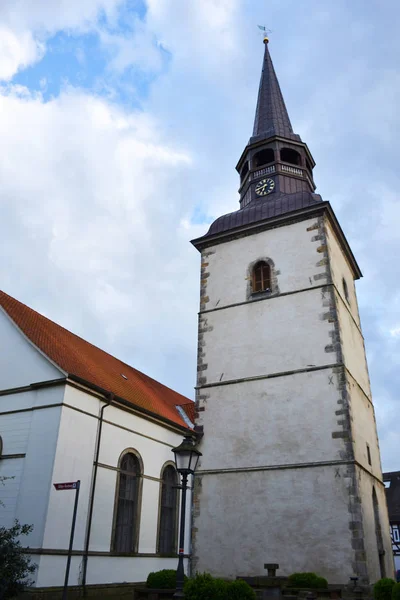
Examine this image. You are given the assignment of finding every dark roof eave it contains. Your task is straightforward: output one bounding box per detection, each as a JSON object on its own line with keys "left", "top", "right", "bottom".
{"left": 191, "top": 201, "right": 362, "bottom": 280}
{"left": 67, "top": 373, "right": 191, "bottom": 434}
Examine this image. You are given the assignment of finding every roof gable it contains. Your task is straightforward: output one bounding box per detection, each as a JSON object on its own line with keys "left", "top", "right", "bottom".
{"left": 0, "top": 291, "right": 193, "bottom": 429}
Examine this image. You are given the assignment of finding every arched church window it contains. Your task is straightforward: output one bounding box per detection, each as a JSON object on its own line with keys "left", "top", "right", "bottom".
{"left": 158, "top": 464, "right": 179, "bottom": 555}
{"left": 240, "top": 162, "right": 249, "bottom": 181}
{"left": 252, "top": 261, "right": 271, "bottom": 293}
{"left": 280, "top": 147, "right": 301, "bottom": 166}
{"left": 254, "top": 148, "right": 274, "bottom": 168}
{"left": 112, "top": 451, "right": 142, "bottom": 553}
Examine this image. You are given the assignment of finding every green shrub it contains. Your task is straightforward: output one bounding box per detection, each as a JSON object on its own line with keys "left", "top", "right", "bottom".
{"left": 146, "top": 569, "right": 186, "bottom": 589}
{"left": 0, "top": 520, "right": 36, "bottom": 599}
{"left": 184, "top": 572, "right": 228, "bottom": 600}
{"left": 227, "top": 579, "right": 256, "bottom": 599}
{"left": 374, "top": 578, "right": 395, "bottom": 600}
{"left": 392, "top": 582, "right": 400, "bottom": 600}
{"left": 287, "top": 572, "right": 328, "bottom": 589}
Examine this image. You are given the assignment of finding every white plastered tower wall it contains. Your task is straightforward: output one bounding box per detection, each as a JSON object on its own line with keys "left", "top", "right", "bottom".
{"left": 191, "top": 210, "right": 393, "bottom": 583}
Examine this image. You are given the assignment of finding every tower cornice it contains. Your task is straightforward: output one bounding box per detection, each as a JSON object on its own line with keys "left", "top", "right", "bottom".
{"left": 191, "top": 202, "right": 362, "bottom": 281}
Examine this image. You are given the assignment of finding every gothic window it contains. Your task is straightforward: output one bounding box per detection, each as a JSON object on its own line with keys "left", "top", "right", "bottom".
{"left": 113, "top": 451, "right": 142, "bottom": 553}
{"left": 252, "top": 261, "right": 271, "bottom": 293}
{"left": 280, "top": 147, "right": 301, "bottom": 166}
{"left": 158, "top": 465, "right": 179, "bottom": 555}
{"left": 254, "top": 148, "right": 274, "bottom": 168}
{"left": 240, "top": 162, "right": 249, "bottom": 181}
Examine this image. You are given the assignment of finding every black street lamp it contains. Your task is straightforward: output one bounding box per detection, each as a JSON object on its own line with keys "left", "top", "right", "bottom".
{"left": 171, "top": 434, "right": 202, "bottom": 599}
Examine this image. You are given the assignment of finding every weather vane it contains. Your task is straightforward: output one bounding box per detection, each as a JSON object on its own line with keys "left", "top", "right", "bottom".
{"left": 257, "top": 24, "right": 272, "bottom": 43}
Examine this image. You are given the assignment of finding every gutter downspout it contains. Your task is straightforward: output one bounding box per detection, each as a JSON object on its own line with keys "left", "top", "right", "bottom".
{"left": 81, "top": 392, "right": 114, "bottom": 593}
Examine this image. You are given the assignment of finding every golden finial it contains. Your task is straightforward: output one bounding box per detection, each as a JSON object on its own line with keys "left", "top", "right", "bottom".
{"left": 257, "top": 25, "right": 271, "bottom": 43}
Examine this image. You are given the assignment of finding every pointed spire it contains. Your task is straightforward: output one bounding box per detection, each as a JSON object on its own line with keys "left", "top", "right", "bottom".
{"left": 251, "top": 39, "right": 299, "bottom": 143}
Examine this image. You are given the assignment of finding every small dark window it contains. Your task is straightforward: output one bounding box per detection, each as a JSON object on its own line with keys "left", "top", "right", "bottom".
{"left": 342, "top": 278, "right": 350, "bottom": 303}
{"left": 240, "top": 162, "right": 249, "bottom": 181}
{"left": 280, "top": 148, "right": 301, "bottom": 165}
{"left": 252, "top": 261, "right": 271, "bottom": 293}
{"left": 158, "top": 465, "right": 178, "bottom": 555}
{"left": 306, "top": 158, "right": 312, "bottom": 173}
{"left": 113, "top": 452, "right": 141, "bottom": 553}
{"left": 367, "top": 444, "right": 372, "bottom": 466}
{"left": 254, "top": 148, "right": 274, "bottom": 168}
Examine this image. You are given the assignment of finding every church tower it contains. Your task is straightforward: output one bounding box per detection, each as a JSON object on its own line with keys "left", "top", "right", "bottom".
{"left": 191, "top": 38, "right": 393, "bottom": 584}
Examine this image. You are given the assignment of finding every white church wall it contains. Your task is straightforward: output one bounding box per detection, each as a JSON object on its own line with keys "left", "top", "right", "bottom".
{"left": 357, "top": 468, "right": 395, "bottom": 582}
{"left": 0, "top": 456, "right": 24, "bottom": 527}
{"left": 0, "top": 385, "right": 64, "bottom": 548}
{"left": 202, "top": 289, "right": 334, "bottom": 383}
{"left": 15, "top": 403, "right": 63, "bottom": 548}
{"left": 193, "top": 466, "right": 354, "bottom": 582}
{"left": 42, "top": 400, "right": 99, "bottom": 550}
{"left": 37, "top": 384, "right": 191, "bottom": 587}
{"left": 335, "top": 292, "right": 371, "bottom": 396}
{"left": 203, "top": 218, "right": 327, "bottom": 310}
{"left": 347, "top": 374, "right": 381, "bottom": 474}
{"left": 0, "top": 309, "right": 63, "bottom": 390}
{"left": 197, "top": 369, "right": 344, "bottom": 472}
{"left": 324, "top": 220, "right": 360, "bottom": 327}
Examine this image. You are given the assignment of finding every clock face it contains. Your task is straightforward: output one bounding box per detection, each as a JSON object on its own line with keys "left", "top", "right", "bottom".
{"left": 255, "top": 178, "right": 275, "bottom": 196}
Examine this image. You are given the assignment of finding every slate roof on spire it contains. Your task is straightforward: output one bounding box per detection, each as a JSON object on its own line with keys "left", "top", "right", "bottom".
{"left": 251, "top": 40, "right": 301, "bottom": 144}
{"left": 0, "top": 290, "right": 193, "bottom": 430}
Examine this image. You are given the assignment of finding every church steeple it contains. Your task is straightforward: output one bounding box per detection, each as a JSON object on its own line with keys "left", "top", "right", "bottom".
{"left": 193, "top": 38, "right": 324, "bottom": 243}
{"left": 236, "top": 37, "right": 317, "bottom": 210}
{"left": 251, "top": 38, "right": 298, "bottom": 142}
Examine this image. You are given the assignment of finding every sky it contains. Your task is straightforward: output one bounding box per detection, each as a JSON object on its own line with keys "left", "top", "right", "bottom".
{"left": 0, "top": 0, "right": 399, "bottom": 471}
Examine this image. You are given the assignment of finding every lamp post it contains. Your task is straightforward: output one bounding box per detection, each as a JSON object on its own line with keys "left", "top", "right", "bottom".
{"left": 171, "top": 434, "right": 202, "bottom": 599}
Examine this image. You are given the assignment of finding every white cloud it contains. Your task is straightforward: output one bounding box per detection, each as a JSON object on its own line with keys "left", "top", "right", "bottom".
{"left": 0, "top": 0, "right": 124, "bottom": 80}
{"left": 0, "top": 27, "right": 44, "bottom": 80}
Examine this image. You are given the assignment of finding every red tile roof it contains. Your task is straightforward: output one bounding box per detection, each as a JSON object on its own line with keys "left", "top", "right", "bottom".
{"left": 0, "top": 290, "right": 193, "bottom": 429}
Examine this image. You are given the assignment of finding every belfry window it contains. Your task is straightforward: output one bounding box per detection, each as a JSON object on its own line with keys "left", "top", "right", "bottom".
{"left": 252, "top": 261, "right": 271, "bottom": 293}
{"left": 240, "top": 162, "right": 249, "bottom": 181}
{"left": 158, "top": 465, "right": 178, "bottom": 555}
{"left": 280, "top": 147, "right": 301, "bottom": 166}
{"left": 113, "top": 451, "right": 142, "bottom": 553}
{"left": 254, "top": 148, "right": 274, "bottom": 168}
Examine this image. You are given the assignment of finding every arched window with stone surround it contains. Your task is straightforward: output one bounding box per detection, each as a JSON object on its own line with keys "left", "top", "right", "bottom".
{"left": 112, "top": 450, "right": 142, "bottom": 553}
{"left": 252, "top": 261, "right": 271, "bottom": 293}
{"left": 158, "top": 464, "right": 179, "bottom": 555}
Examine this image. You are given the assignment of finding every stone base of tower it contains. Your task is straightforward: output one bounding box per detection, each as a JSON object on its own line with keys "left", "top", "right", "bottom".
{"left": 192, "top": 464, "right": 391, "bottom": 584}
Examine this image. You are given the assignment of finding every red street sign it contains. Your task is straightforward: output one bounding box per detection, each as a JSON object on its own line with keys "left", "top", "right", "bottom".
{"left": 54, "top": 482, "right": 78, "bottom": 491}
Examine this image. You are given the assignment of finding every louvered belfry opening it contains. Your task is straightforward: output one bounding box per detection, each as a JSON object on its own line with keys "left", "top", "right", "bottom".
{"left": 158, "top": 465, "right": 178, "bottom": 554}
{"left": 253, "top": 261, "right": 271, "bottom": 293}
{"left": 114, "top": 452, "right": 141, "bottom": 552}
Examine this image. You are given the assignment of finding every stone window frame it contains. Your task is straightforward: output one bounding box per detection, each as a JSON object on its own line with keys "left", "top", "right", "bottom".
{"left": 156, "top": 461, "right": 179, "bottom": 556}
{"left": 110, "top": 448, "right": 144, "bottom": 554}
{"left": 247, "top": 257, "right": 279, "bottom": 300}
